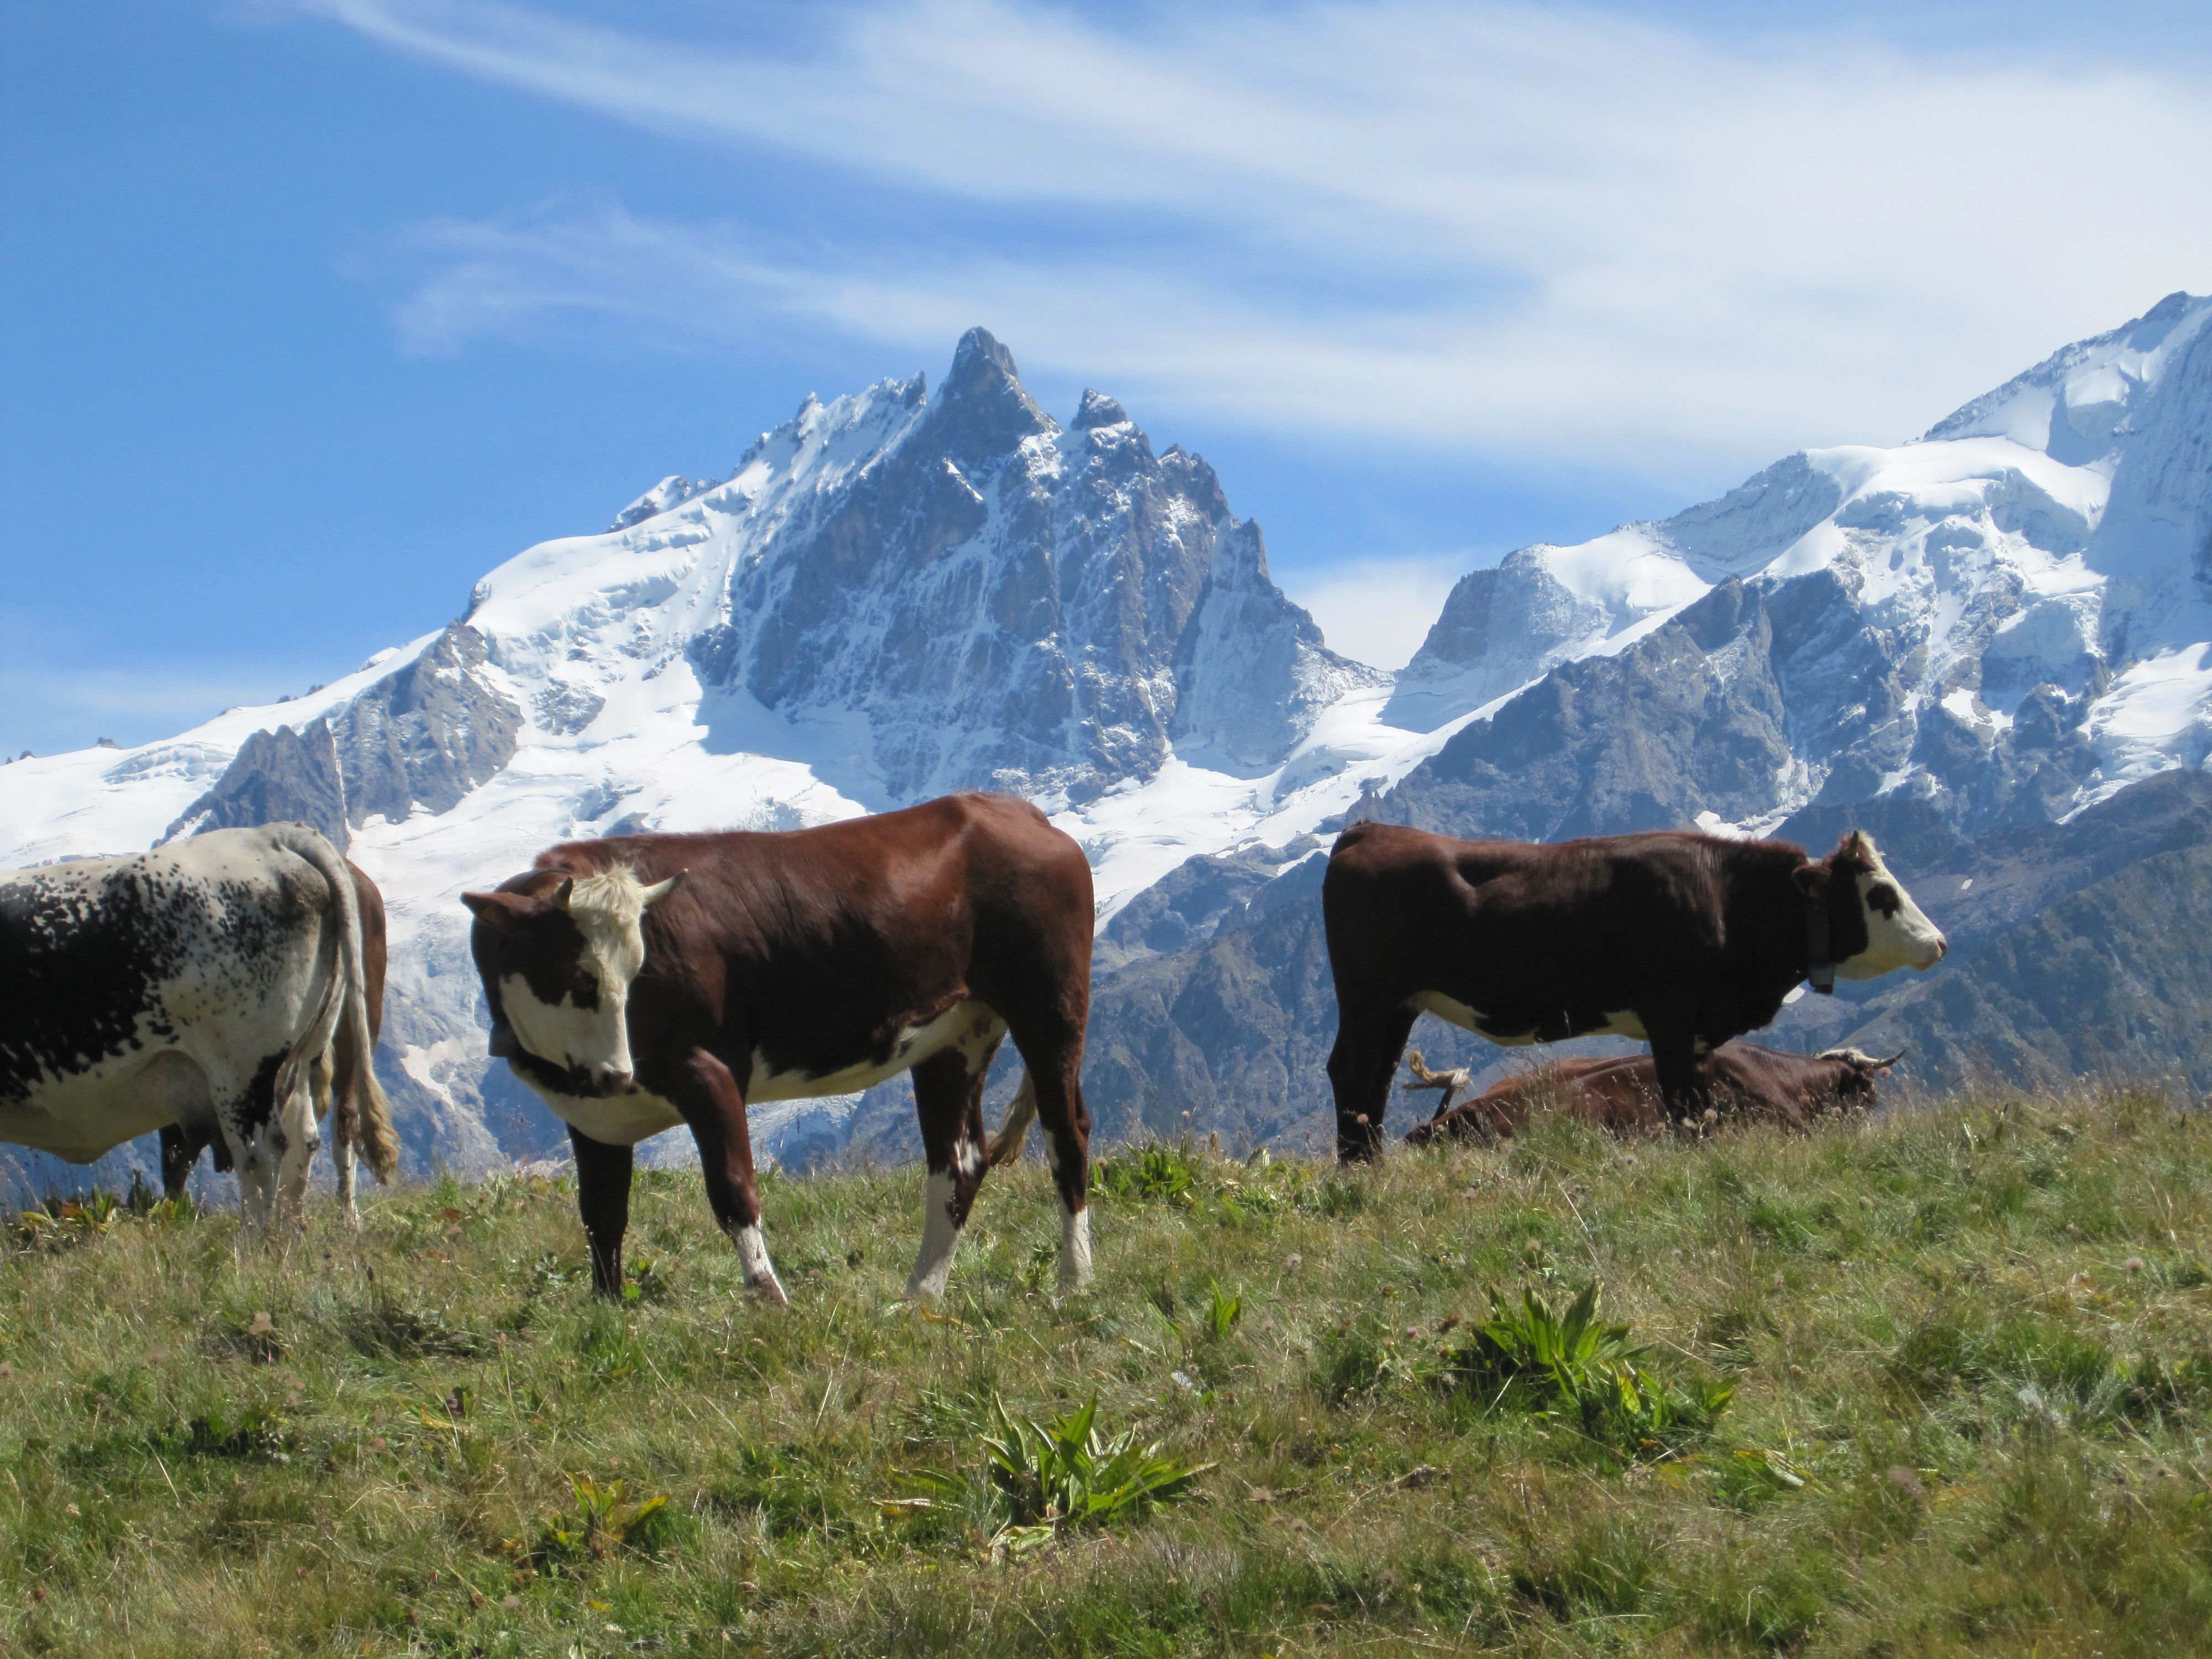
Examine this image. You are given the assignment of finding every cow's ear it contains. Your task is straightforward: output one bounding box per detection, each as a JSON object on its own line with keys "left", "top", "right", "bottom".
{"left": 461, "top": 891, "right": 514, "bottom": 925}
{"left": 640, "top": 870, "right": 686, "bottom": 907}
{"left": 1792, "top": 863, "right": 1827, "bottom": 898}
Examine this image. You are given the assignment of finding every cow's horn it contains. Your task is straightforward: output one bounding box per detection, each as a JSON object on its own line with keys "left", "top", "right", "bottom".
{"left": 1820, "top": 1046, "right": 1907, "bottom": 1071}
{"left": 551, "top": 876, "right": 576, "bottom": 910}
{"left": 641, "top": 870, "right": 686, "bottom": 906}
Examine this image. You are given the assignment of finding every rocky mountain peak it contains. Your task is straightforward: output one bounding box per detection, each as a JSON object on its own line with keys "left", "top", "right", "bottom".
{"left": 1072, "top": 389, "right": 1129, "bottom": 430}
{"left": 926, "top": 327, "right": 1057, "bottom": 470}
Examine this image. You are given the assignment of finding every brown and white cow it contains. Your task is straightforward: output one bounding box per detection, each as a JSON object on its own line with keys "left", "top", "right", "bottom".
{"left": 159, "top": 857, "right": 389, "bottom": 1222}
{"left": 1403, "top": 1042, "right": 1903, "bottom": 1144}
{"left": 462, "top": 793, "right": 1095, "bottom": 1305}
{"left": 1323, "top": 824, "right": 1944, "bottom": 1158}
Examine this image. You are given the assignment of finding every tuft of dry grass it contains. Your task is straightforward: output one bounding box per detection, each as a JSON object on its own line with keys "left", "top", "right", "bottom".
{"left": 0, "top": 1086, "right": 2208, "bottom": 1655}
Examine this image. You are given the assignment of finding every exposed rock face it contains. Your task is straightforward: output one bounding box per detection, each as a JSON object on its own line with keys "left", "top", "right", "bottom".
{"left": 1389, "top": 549, "right": 1610, "bottom": 721}
{"left": 159, "top": 623, "right": 523, "bottom": 846}
{"left": 609, "top": 474, "right": 714, "bottom": 532}
{"left": 680, "top": 330, "right": 1376, "bottom": 801}
{"left": 1082, "top": 849, "right": 1340, "bottom": 1151}
{"left": 1093, "top": 834, "right": 1322, "bottom": 974}
{"left": 164, "top": 719, "right": 350, "bottom": 848}
{"left": 330, "top": 623, "right": 522, "bottom": 828}
{"left": 1843, "top": 847, "right": 2212, "bottom": 1093}
{"left": 1376, "top": 580, "right": 1796, "bottom": 841}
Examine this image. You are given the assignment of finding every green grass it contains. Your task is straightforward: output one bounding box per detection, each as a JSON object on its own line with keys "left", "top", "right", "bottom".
{"left": 2, "top": 1085, "right": 2210, "bottom": 1655}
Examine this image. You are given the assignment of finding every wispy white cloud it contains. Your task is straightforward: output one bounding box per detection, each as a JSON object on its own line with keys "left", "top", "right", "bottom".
{"left": 1280, "top": 554, "right": 1472, "bottom": 671}
{"left": 302, "top": 0, "right": 2212, "bottom": 484}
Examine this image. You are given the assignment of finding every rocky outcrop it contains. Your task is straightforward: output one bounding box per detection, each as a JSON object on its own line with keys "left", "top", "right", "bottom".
{"left": 685, "top": 329, "right": 1375, "bottom": 801}
{"left": 164, "top": 719, "right": 351, "bottom": 847}
{"left": 159, "top": 623, "right": 521, "bottom": 846}
{"left": 1094, "top": 835, "right": 1322, "bottom": 974}
{"left": 1827, "top": 844, "right": 2212, "bottom": 1097}
{"left": 330, "top": 623, "right": 521, "bottom": 828}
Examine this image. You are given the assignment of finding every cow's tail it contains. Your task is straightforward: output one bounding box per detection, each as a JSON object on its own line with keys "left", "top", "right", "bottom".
{"left": 985, "top": 1073, "right": 1039, "bottom": 1166}
{"left": 275, "top": 827, "right": 400, "bottom": 1185}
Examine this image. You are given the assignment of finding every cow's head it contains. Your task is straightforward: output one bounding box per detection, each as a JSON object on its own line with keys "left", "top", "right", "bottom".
{"left": 1816, "top": 1046, "right": 1907, "bottom": 1109}
{"left": 1794, "top": 832, "right": 1946, "bottom": 979}
{"left": 461, "top": 866, "right": 685, "bottom": 1095}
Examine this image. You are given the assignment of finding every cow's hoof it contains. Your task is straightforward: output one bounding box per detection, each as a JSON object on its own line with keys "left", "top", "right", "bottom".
{"left": 747, "top": 1270, "right": 790, "bottom": 1307}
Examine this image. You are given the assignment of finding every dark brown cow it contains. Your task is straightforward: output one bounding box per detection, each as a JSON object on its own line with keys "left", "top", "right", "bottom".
{"left": 1404, "top": 1042, "right": 1902, "bottom": 1144}
{"left": 160, "top": 858, "right": 389, "bottom": 1219}
{"left": 1323, "top": 824, "right": 1944, "bottom": 1158}
{"left": 461, "top": 793, "right": 1094, "bottom": 1305}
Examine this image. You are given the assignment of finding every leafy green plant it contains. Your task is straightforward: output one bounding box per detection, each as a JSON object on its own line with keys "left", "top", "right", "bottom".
{"left": 1209, "top": 1162, "right": 1309, "bottom": 1222}
{"left": 573, "top": 1309, "right": 646, "bottom": 1381}
{"left": 524, "top": 1472, "right": 672, "bottom": 1567}
{"left": 1445, "top": 1281, "right": 1731, "bottom": 1458}
{"left": 620, "top": 1253, "right": 674, "bottom": 1305}
{"left": 1091, "top": 1144, "right": 1200, "bottom": 1204}
{"left": 1203, "top": 1280, "right": 1244, "bottom": 1340}
{"left": 11, "top": 1191, "right": 124, "bottom": 1250}
{"left": 906, "top": 1396, "right": 1209, "bottom": 1554}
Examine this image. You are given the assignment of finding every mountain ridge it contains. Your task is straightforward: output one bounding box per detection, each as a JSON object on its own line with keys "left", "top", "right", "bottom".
{"left": 7, "top": 298, "right": 2212, "bottom": 1195}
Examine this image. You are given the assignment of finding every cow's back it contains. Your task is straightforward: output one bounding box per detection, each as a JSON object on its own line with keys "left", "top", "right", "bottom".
{"left": 531, "top": 792, "right": 1093, "bottom": 1071}
{"left": 1326, "top": 823, "right": 1728, "bottom": 1014}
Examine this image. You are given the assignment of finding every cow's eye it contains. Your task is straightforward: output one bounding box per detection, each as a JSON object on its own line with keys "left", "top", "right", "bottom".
{"left": 569, "top": 966, "right": 600, "bottom": 1007}
{"left": 1865, "top": 882, "right": 1901, "bottom": 919}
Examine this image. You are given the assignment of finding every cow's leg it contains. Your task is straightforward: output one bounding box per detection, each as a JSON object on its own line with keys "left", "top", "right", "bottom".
{"left": 159, "top": 1123, "right": 206, "bottom": 1202}
{"left": 1326, "top": 1002, "right": 1417, "bottom": 1163}
{"left": 906, "top": 1047, "right": 997, "bottom": 1302}
{"left": 1648, "top": 1024, "right": 1708, "bottom": 1124}
{"left": 668, "top": 1048, "right": 787, "bottom": 1305}
{"left": 314, "top": 1046, "right": 360, "bottom": 1226}
{"left": 997, "top": 1018, "right": 1093, "bottom": 1295}
{"left": 331, "top": 1120, "right": 359, "bottom": 1227}
{"left": 568, "top": 1126, "right": 634, "bottom": 1297}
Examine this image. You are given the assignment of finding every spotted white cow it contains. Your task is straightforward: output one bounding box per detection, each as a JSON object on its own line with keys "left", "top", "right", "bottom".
{"left": 0, "top": 825, "right": 398, "bottom": 1226}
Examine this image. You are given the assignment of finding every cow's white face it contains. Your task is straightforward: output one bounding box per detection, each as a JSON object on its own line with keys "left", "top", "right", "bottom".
{"left": 1833, "top": 834, "right": 1947, "bottom": 978}
{"left": 463, "top": 867, "right": 683, "bottom": 1094}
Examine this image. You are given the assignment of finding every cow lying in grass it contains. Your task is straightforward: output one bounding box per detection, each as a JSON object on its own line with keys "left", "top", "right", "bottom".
{"left": 463, "top": 793, "right": 1094, "bottom": 1306}
{"left": 1401, "top": 1042, "right": 1903, "bottom": 1144}
{"left": 159, "top": 855, "right": 389, "bottom": 1222}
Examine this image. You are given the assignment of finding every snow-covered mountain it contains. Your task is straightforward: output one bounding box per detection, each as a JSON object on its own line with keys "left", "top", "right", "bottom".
{"left": 1075, "top": 290, "right": 2212, "bottom": 1151}
{"left": 1387, "top": 289, "right": 2212, "bottom": 837}
{"left": 0, "top": 329, "right": 1406, "bottom": 1184}
{"left": 6, "top": 296, "right": 2212, "bottom": 1188}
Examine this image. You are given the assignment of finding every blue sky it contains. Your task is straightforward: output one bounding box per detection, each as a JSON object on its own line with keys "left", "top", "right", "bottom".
{"left": 4, "top": 0, "right": 2210, "bottom": 758}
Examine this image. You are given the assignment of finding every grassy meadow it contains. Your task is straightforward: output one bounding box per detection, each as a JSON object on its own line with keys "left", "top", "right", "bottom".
{"left": 1, "top": 1087, "right": 2209, "bottom": 1656}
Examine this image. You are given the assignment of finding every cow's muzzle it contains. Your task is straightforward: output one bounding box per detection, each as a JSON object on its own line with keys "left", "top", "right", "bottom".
{"left": 588, "top": 1064, "right": 636, "bottom": 1097}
